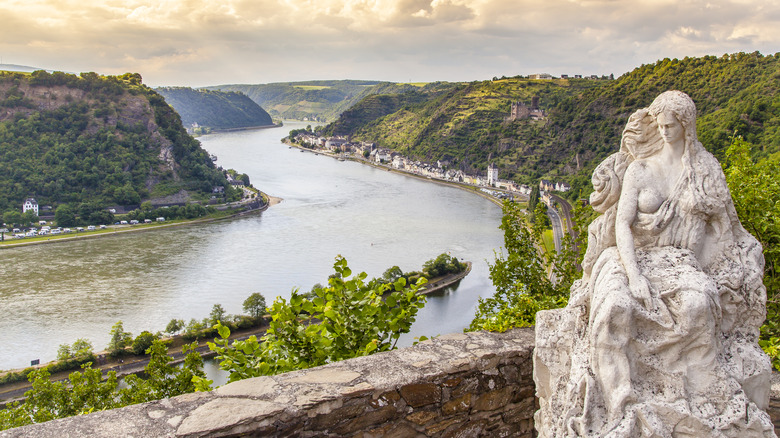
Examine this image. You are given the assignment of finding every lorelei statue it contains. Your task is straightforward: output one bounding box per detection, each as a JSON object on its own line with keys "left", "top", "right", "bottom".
{"left": 534, "top": 91, "right": 776, "bottom": 437}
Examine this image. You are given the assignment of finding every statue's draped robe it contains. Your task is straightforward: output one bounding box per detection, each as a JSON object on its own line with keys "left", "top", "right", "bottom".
{"left": 534, "top": 145, "right": 775, "bottom": 437}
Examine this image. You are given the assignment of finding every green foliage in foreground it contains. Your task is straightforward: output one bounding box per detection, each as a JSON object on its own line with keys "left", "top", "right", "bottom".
{"left": 205, "top": 256, "right": 427, "bottom": 383}
{"left": 0, "top": 340, "right": 203, "bottom": 431}
{"left": 724, "top": 136, "right": 780, "bottom": 370}
{"left": 468, "top": 200, "right": 588, "bottom": 332}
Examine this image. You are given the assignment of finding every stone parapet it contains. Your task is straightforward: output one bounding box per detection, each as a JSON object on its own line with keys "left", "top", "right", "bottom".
{"left": 2, "top": 328, "right": 536, "bottom": 438}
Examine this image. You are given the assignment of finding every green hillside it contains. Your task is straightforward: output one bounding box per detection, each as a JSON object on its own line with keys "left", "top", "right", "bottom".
{"left": 323, "top": 52, "right": 780, "bottom": 197}
{"left": 208, "top": 80, "right": 434, "bottom": 122}
{"left": 155, "top": 87, "right": 273, "bottom": 130}
{"left": 0, "top": 71, "right": 232, "bottom": 213}
{"left": 325, "top": 77, "right": 603, "bottom": 180}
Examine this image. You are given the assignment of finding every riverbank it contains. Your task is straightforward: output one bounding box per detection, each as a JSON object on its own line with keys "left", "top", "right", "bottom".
{"left": 0, "top": 321, "right": 272, "bottom": 406}
{"left": 418, "top": 261, "right": 472, "bottom": 295}
{"left": 210, "top": 123, "right": 282, "bottom": 133}
{"left": 283, "top": 139, "right": 512, "bottom": 208}
{"left": 0, "top": 192, "right": 280, "bottom": 250}
{"left": 0, "top": 260, "right": 468, "bottom": 405}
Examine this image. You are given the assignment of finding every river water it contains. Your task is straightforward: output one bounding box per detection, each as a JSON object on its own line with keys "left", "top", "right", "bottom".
{"left": 0, "top": 122, "right": 504, "bottom": 371}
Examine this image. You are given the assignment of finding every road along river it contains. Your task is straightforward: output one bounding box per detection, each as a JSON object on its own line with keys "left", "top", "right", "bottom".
{"left": 0, "top": 122, "right": 504, "bottom": 371}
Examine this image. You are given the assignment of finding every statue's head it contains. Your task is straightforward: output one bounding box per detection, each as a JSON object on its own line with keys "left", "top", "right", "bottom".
{"left": 647, "top": 91, "right": 697, "bottom": 152}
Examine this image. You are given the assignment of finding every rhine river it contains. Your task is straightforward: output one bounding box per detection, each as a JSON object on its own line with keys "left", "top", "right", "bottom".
{"left": 0, "top": 122, "right": 504, "bottom": 372}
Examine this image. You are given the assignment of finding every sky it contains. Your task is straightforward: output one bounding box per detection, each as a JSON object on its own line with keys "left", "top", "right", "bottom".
{"left": 1, "top": 0, "right": 779, "bottom": 88}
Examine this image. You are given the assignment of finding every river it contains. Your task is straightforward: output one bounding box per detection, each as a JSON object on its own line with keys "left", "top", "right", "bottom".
{"left": 0, "top": 122, "right": 504, "bottom": 372}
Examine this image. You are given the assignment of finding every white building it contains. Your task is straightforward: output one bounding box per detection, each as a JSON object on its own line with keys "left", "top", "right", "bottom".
{"left": 22, "top": 198, "right": 38, "bottom": 216}
{"left": 375, "top": 149, "right": 391, "bottom": 163}
{"left": 487, "top": 163, "right": 499, "bottom": 187}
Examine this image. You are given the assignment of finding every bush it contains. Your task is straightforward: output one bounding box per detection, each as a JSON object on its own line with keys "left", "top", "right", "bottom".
{"left": 131, "top": 331, "right": 159, "bottom": 356}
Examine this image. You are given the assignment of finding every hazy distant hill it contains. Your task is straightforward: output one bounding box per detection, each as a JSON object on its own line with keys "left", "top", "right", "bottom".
{"left": 0, "top": 64, "right": 50, "bottom": 73}
{"left": 156, "top": 87, "right": 273, "bottom": 130}
{"left": 208, "top": 80, "right": 428, "bottom": 122}
{"left": 322, "top": 52, "right": 780, "bottom": 196}
{"left": 0, "top": 71, "right": 232, "bottom": 213}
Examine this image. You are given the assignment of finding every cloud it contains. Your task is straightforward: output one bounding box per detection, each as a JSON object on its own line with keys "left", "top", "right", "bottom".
{"left": 0, "top": 0, "right": 778, "bottom": 86}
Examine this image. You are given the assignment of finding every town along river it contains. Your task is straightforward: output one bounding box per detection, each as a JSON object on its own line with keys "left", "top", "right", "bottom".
{"left": 0, "top": 122, "right": 504, "bottom": 372}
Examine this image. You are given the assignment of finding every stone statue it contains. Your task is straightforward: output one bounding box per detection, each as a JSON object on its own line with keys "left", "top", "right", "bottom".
{"left": 534, "top": 90, "right": 777, "bottom": 437}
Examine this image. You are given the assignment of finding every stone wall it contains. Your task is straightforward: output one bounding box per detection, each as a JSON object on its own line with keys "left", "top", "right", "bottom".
{"left": 3, "top": 328, "right": 536, "bottom": 438}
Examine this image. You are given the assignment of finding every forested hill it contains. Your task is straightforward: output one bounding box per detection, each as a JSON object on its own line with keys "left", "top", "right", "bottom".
{"left": 207, "top": 80, "right": 429, "bottom": 122}
{"left": 155, "top": 87, "right": 273, "bottom": 130}
{"left": 0, "top": 71, "right": 231, "bottom": 213}
{"left": 324, "top": 52, "right": 780, "bottom": 197}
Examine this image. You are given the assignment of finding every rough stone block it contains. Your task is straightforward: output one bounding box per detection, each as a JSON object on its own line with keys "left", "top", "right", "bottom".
{"left": 425, "top": 416, "right": 466, "bottom": 435}
{"left": 442, "top": 394, "right": 472, "bottom": 416}
{"left": 333, "top": 406, "right": 397, "bottom": 435}
{"left": 176, "top": 398, "right": 284, "bottom": 437}
{"left": 442, "top": 419, "right": 487, "bottom": 438}
{"left": 405, "top": 410, "right": 439, "bottom": 426}
{"left": 399, "top": 383, "right": 441, "bottom": 408}
{"left": 473, "top": 387, "right": 514, "bottom": 412}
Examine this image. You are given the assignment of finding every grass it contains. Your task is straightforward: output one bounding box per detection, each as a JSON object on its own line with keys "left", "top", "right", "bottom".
{"left": 541, "top": 229, "right": 555, "bottom": 255}
{"left": 397, "top": 82, "right": 428, "bottom": 87}
{"left": 293, "top": 85, "right": 331, "bottom": 90}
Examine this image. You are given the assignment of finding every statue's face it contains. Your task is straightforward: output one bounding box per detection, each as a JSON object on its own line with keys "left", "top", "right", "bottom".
{"left": 656, "top": 111, "right": 684, "bottom": 147}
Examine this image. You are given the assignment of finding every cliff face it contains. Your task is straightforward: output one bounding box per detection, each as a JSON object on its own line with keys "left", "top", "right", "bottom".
{"left": 0, "top": 71, "right": 228, "bottom": 212}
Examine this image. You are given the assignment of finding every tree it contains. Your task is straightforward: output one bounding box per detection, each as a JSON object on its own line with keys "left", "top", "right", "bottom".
{"left": 3, "top": 211, "right": 21, "bottom": 226}
{"left": 70, "top": 338, "right": 94, "bottom": 361}
{"left": 468, "top": 200, "right": 587, "bottom": 332}
{"left": 56, "top": 338, "right": 93, "bottom": 362}
{"left": 209, "top": 304, "right": 226, "bottom": 326}
{"left": 54, "top": 204, "right": 76, "bottom": 227}
{"left": 208, "top": 256, "right": 428, "bottom": 382}
{"left": 21, "top": 210, "right": 38, "bottom": 226}
{"left": 242, "top": 293, "right": 266, "bottom": 320}
{"left": 131, "top": 331, "right": 158, "bottom": 355}
{"left": 120, "top": 340, "right": 206, "bottom": 405}
{"left": 56, "top": 344, "right": 72, "bottom": 362}
{"left": 382, "top": 266, "right": 404, "bottom": 283}
{"left": 107, "top": 321, "right": 133, "bottom": 356}
{"left": 723, "top": 136, "right": 780, "bottom": 369}
{"left": 165, "top": 318, "right": 184, "bottom": 335}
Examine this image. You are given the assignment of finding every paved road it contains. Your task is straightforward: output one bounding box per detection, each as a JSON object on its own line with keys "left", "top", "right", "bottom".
{"left": 548, "top": 193, "right": 574, "bottom": 238}
{"left": 546, "top": 205, "right": 563, "bottom": 254}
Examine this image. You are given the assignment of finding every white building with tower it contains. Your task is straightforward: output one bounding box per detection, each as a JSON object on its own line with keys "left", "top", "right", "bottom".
{"left": 487, "top": 163, "right": 499, "bottom": 187}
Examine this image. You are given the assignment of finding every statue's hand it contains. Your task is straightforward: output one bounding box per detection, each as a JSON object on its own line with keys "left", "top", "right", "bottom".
{"left": 628, "top": 274, "right": 656, "bottom": 311}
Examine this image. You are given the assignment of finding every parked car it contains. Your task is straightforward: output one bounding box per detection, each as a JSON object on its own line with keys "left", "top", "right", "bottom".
{"left": 63, "top": 228, "right": 72, "bottom": 233}
{"left": 87, "top": 225, "right": 96, "bottom": 231}
{"left": 120, "top": 221, "right": 128, "bottom": 225}
{"left": 99, "top": 225, "right": 107, "bottom": 229}
{"left": 76, "top": 227, "right": 85, "bottom": 232}
{"left": 144, "top": 219, "right": 152, "bottom": 224}
{"left": 129, "top": 220, "right": 139, "bottom": 225}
